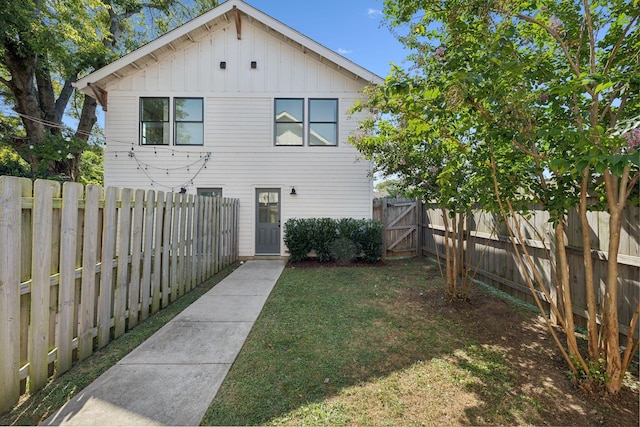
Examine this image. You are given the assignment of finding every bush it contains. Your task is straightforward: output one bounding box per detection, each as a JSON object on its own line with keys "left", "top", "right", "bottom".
{"left": 283, "top": 218, "right": 314, "bottom": 262}
{"left": 284, "top": 217, "right": 383, "bottom": 263}
{"left": 356, "top": 219, "right": 384, "bottom": 262}
{"left": 311, "top": 218, "right": 338, "bottom": 261}
{"left": 329, "top": 237, "right": 358, "bottom": 265}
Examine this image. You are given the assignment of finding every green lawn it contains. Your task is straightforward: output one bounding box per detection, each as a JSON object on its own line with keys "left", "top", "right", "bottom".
{"left": 202, "top": 258, "right": 639, "bottom": 426}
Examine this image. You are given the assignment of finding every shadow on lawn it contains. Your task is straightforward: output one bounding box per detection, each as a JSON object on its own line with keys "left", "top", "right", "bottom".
{"left": 203, "top": 258, "right": 639, "bottom": 426}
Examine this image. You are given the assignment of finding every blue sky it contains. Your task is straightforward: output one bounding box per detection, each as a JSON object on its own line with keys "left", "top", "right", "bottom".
{"left": 236, "top": 0, "right": 409, "bottom": 79}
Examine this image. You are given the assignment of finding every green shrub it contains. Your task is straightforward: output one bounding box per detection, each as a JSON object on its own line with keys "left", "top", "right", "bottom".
{"left": 356, "top": 219, "right": 384, "bottom": 262}
{"left": 283, "top": 218, "right": 314, "bottom": 262}
{"left": 311, "top": 218, "right": 338, "bottom": 261}
{"left": 284, "top": 217, "right": 383, "bottom": 263}
{"left": 329, "top": 237, "right": 358, "bottom": 265}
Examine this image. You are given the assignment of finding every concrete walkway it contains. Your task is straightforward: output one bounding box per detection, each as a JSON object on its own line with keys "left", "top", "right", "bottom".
{"left": 43, "top": 260, "right": 286, "bottom": 426}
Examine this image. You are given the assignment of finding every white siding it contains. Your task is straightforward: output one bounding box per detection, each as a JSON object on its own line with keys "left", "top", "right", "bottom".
{"left": 104, "top": 18, "right": 374, "bottom": 257}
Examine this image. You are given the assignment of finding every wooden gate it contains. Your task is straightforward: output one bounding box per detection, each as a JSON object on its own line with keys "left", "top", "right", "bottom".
{"left": 373, "top": 198, "right": 422, "bottom": 259}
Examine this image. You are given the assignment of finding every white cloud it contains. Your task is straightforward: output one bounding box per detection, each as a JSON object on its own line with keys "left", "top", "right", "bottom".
{"left": 367, "top": 8, "right": 382, "bottom": 18}
{"left": 337, "top": 48, "right": 352, "bottom": 55}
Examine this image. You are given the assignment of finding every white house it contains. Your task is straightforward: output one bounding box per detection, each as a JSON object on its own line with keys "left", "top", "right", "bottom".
{"left": 74, "top": 0, "right": 383, "bottom": 258}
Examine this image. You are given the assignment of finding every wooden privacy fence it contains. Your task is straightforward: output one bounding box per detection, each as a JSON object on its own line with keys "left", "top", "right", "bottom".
{"left": 0, "top": 176, "right": 239, "bottom": 412}
{"left": 420, "top": 203, "right": 639, "bottom": 339}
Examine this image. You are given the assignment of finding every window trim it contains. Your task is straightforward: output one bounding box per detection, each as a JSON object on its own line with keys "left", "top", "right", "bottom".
{"left": 140, "top": 97, "right": 170, "bottom": 146}
{"left": 308, "top": 98, "right": 338, "bottom": 147}
{"left": 174, "top": 97, "right": 204, "bottom": 146}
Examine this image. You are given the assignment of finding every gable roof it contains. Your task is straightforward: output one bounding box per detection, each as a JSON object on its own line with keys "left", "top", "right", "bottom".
{"left": 74, "top": 0, "right": 384, "bottom": 105}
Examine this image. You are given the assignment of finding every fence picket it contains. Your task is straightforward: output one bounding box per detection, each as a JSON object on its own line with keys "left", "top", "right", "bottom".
{"left": 27, "top": 180, "right": 57, "bottom": 391}
{"left": 98, "top": 187, "right": 118, "bottom": 349}
{"left": 128, "top": 189, "right": 145, "bottom": 329}
{"left": 170, "top": 194, "right": 180, "bottom": 302}
{"left": 57, "top": 182, "right": 82, "bottom": 374}
{"left": 78, "top": 185, "right": 101, "bottom": 361}
{"left": 114, "top": 188, "right": 132, "bottom": 338}
{"left": 0, "top": 177, "right": 25, "bottom": 412}
{"left": 140, "top": 190, "right": 155, "bottom": 321}
{"left": 152, "top": 191, "right": 165, "bottom": 314}
{"left": 178, "top": 194, "right": 187, "bottom": 297}
{"left": 186, "top": 195, "right": 195, "bottom": 291}
{"left": 162, "top": 193, "right": 173, "bottom": 308}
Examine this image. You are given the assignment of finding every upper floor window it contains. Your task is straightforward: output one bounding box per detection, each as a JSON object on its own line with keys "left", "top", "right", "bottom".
{"left": 175, "top": 98, "right": 204, "bottom": 145}
{"left": 275, "top": 98, "right": 303, "bottom": 146}
{"left": 140, "top": 97, "right": 169, "bottom": 145}
{"left": 139, "top": 97, "right": 203, "bottom": 145}
{"left": 309, "top": 99, "right": 338, "bottom": 146}
{"left": 274, "top": 98, "right": 338, "bottom": 146}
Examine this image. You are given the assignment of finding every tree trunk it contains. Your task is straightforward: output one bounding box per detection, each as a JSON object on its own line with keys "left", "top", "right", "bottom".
{"left": 3, "top": 48, "right": 45, "bottom": 172}
{"left": 555, "top": 220, "right": 581, "bottom": 362}
{"left": 603, "top": 207, "right": 623, "bottom": 393}
{"left": 579, "top": 171, "right": 599, "bottom": 361}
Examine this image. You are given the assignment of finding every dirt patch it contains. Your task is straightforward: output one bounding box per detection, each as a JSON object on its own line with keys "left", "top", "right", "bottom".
{"left": 411, "top": 284, "right": 639, "bottom": 426}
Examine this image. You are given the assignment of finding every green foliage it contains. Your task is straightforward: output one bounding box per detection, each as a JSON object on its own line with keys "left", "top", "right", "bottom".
{"left": 329, "top": 237, "right": 358, "bottom": 265}
{"left": 78, "top": 147, "right": 104, "bottom": 185}
{"left": 284, "top": 218, "right": 383, "bottom": 263}
{"left": 355, "top": 219, "right": 384, "bottom": 262}
{"left": 569, "top": 356, "right": 610, "bottom": 390}
{"left": 283, "top": 218, "right": 315, "bottom": 262}
{"left": 375, "top": 179, "right": 410, "bottom": 198}
{"left": 312, "top": 218, "right": 339, "bottom": 262}
{"left": 0, "top": 145, "right": 30, "bottom": 177}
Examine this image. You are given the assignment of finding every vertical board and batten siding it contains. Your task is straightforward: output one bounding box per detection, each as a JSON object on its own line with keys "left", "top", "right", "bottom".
{"left": 419, "top": 203, "right": 639, "bottom": 339}
{"left": 102, "top": 16, "right": 374, "bottom": 257}
{"left": 0, "top": 176, "right": 239, "bottom": 412}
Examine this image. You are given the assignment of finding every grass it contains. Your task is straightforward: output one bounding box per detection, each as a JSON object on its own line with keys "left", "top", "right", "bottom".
{"left": 202, "top": 258, "right": 639, "bottom": 426}
{"left": 0, "top": 262, "right": 240, "bottom": 426}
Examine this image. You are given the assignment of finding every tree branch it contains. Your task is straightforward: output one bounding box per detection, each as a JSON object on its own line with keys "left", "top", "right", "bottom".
{"left": 55, "top": 74, "right": 78, "bottom": 122}
{"left": 515, "top": 13, "right": 584, "bottom": 86}
{"left": 581, "top": 0, "right": 596, "bottom": 75}
{"left": 603, "top": 15, "right": 638, "bottom": 75}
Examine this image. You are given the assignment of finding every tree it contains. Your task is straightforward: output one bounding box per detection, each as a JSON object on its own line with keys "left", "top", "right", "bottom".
{"left": 0, "top": 0, "right": 218, "bottom": 181}
{"left": 375, "top": 179, "right": 407, "bottom": 198}
{"left": 352, "top": 0, "right": 639, "bottom": 393}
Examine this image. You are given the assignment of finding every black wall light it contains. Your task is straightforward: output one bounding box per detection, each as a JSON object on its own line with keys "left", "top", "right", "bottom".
{"left": 220, "top": 61, "right": 227, "bottom": 69}
{"left": 290, "top": 187, "right": 297, "bottom": 195}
